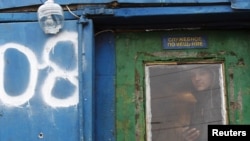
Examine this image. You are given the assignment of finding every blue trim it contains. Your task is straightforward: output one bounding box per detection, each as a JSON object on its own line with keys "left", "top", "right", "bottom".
{"left": 0, "top": 0, "right": 113, "bottom": 10}
{"left": 1, "top": 0, "right": 249, "bottom": 11}
{"left": 113, "top": 5, "right": 235, "bottom": 17}
{"left": 0, "top": 11, "right": 81, "bottom": 22}
{"left": 0, "top": 0, "right": 230, "bottom": 10}
{"left": 118, "top": 0, "right": 229, "bottom": 2}
{"left": 78, "top": 17, "right": 84, "bottom": 141}
{"left": 95, "top": 31, "right": 116, "bottom": 141}
{"left": 90, "top": 5, "right": 250, "bottom": 29}
{"left": 82, "top": 18, "right": 95, "bottom": 141}
{"left": 1, "top": 5, "right": 247, "bottom": 23}
{"left": 231, "top": 0, "right": 250, "bottom": 9}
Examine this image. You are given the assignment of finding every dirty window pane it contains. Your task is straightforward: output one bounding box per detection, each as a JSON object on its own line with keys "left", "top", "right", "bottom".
{"left": 145, "top": 64, "right": 227, "bottom": 141}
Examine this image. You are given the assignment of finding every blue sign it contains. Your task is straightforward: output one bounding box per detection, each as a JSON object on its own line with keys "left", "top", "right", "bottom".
{"left": 162, "top": 35, "right": 207, "bottom": 50}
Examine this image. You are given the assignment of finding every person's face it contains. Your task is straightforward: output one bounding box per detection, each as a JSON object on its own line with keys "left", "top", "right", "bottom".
{"left": 191, "top": 68, "right": 212, "bottom": 91}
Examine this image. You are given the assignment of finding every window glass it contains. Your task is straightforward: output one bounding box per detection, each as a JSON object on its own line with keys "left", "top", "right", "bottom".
{"left": 145, "top": 63, "right": 227, "bottom": 141}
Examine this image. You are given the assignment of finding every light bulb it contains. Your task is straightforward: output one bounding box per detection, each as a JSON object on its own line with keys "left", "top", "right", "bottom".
{"left": 37, "top": 0, "right": 64, "bottom": 34}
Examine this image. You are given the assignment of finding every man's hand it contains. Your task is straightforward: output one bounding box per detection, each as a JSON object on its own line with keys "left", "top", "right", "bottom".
{"left": 181, "top": 127, "right": 200, "bottom": 141}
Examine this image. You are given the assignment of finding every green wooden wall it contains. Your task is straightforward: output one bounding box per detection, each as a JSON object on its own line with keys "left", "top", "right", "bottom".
{"left": 115, "top": 30, "right": 250, "bottom": 141}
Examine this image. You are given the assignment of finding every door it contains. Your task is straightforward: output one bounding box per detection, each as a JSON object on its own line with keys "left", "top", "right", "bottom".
{"left": 115, "top": 30, "right": 250, "bottom": 140}
{"left": 0, "top": 20, "right": 94, "bottom": 141}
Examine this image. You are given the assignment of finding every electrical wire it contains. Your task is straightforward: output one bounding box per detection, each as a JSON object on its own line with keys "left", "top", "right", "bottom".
{"left": 65, "top": 5, "right": 80, "bottom": 19}
{"left": 95, "top": 29, "right": 114, "bottom": 36}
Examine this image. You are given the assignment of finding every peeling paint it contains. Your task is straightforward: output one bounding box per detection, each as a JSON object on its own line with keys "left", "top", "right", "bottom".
{"left": 135, "top": 69, "right": 143, "bottom": 141}
{"left": 237, "top": 58, "right": 245, "bottom": 66}
{"left": 237, "top": 89, "right": 243, "bottom": 123}
{"left": 230, "top": 101, "right": 241, "bottom": 110}
{"left": 228, "top": 68, "right": 235, "bottom": 122}
{"left": 152, "top": 51, "right": 197, "bottom": 58}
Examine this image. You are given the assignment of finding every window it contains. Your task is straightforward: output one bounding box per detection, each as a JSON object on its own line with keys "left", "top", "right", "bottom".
{"left": 145, "top": 63, "right": 227, "bottom": 141}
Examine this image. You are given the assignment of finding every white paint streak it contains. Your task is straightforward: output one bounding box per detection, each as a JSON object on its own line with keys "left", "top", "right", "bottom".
{"left": 0, "top": 43, "right": 38, "bottom": 106}
{"left": 41, "top": 31, "right": 79, "bottom": 108}
{"left": 219, "top": 64, "right": 228, "bottom": 124}
{"left": 39, "top": 31, "right": 78, "bottom": 71}
{"left": 145, "top": 66, "right": 152, "bottom": 141}
{"left": 42, "top": 71, "right": 78, "bottom": 107}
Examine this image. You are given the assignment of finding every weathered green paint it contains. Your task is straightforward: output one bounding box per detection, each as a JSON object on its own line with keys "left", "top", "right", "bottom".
{"left": 115, "top": 30, "right": 250, "bottom": 141}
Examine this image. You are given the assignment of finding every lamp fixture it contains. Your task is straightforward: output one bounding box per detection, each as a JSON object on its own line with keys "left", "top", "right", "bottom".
{"left": 37, "top": 0, "right": 64, "bottom": 34}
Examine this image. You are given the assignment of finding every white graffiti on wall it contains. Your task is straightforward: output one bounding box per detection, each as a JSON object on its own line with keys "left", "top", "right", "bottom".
{"left": 0, "top": 43, "right": 38, "bottom": 107}
{"left": 0, "top": 31, "right": 79, "bottom": 108}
